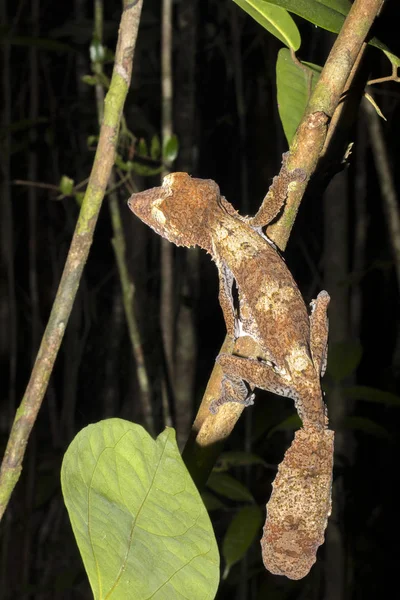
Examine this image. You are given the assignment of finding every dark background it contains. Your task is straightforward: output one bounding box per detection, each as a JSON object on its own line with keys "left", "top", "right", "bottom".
{"left": 1, "top": 0, "right": 400, "bottom": 598}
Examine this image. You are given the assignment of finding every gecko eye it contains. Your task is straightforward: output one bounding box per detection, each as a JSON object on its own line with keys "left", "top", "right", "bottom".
{"left": 150, "top": 198, "right": 167, "bottom": 225}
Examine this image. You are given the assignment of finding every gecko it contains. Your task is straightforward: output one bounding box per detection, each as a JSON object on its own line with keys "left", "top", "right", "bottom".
{"left": 127, "top": 168, "right": 334, "bottom": 579}
{"left": 127, "top": 169, "right": 329, "bottom": 430}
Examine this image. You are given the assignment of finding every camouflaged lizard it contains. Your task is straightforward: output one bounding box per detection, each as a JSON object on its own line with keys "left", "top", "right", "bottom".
{"left": 128, "top": 169, "right": 329, "bottom": 429}
{"left": 127, "top": 167, "right": 334, "bottom": 579}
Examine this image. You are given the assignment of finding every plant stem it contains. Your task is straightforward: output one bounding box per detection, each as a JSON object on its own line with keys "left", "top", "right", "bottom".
{"left": 0, "top": 0, "right": 144, "bottom": 522}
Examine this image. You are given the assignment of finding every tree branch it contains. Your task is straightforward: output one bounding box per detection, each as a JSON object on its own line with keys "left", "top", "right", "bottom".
{"left": 183, "top": 0, "right": 385, "bottom": 489}
{"left": 0, "top": 0, "right": 144, "bottom": 521}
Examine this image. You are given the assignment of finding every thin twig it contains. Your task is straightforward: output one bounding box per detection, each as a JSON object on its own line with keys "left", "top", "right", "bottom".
{"left": 92, "top": 0, "right": 154, "bottom": 434}
{"left": 364, "top": 97, "right": 400, "bottom": 288}
{"left": 0, "top": 0, "right": 144, "bottom": 522}
{"left": 160, "top": 0, "right": 174, "bottom": 427}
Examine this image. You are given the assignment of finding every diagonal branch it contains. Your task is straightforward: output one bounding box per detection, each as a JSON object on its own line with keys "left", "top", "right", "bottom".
{"left": 183, "top": 0, "right": 385, "bottom": 489}
{"left": 0, "top": 0, "right": 144, "bottom": 522}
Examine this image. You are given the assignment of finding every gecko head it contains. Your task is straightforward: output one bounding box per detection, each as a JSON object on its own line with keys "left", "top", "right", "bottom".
{"left": 127, "top": 172, "right": 219, "bottom": 250}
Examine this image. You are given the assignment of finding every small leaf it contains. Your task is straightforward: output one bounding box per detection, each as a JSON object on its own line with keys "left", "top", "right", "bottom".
{"left": 59, "top": 175, "right": 74, "bottom": 196}
{"left": 344, "top": 385, "right": 400, "bottom": 407}
{"left": 74, "top": 192, "right": 85, "bottom": 207}
{"left": 201, "top": 491, "right": 227, "bottom": 511}
{"left": 163, "top": 134, "right": 179, "bottom": 163}
{"left": 207, "top": 473, "right": 254, "bottom": 503}
{"left": 233, "top": 0, "right": 300, "bottom": 50}
{"left": 114, "top": 154, "right": 134, "bottom": 172}
{"left": 3, "top": 33, "right": 76, "bottom": 53}
{"left": 81, "top": 74, "right": 98, "bottom": 86}
{"left": 90, "top": 39, "right": 106, "bottom": 63}
{"left": 61, "top": 419, "right": 219, "bottom": 600}
{"left": 137, "top": 138, "right": 148, "bottom": 157}
{"left": 150, "top": 135, "right": 161, "bottom": 160}
{"left": 342, "top": 416, "right": 391, "bottom": 440}
{"left": 87, "top": 135, "right": 98, "bottom": 147}
{"left": 222, "top": 505, "right": 263, "bottom": 578}
{"left": 326, "top": 340, "right": 363, "bottom": 382}
{"left": 364, "top": 93, "right": 387, "bottom": 121}
{"left": 214, "top": 451, "right": 267, "bottom": 472}
{"left": 276, "top": 48, "right": 321, "bottom": 144}
{"left": 5, "top": 117, "right": 48, "bottom": 134}
{"left": 131, "top": 162, "right": 163, "bottom": 176}
{"left": 267, "top": 413, "right": 301, "bottom": 437}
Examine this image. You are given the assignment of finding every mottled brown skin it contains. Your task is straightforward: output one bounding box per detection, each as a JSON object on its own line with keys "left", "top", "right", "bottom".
{"left": 128, "top": 172, "right": 328, "bottom": 429}
{"left": 127, "top": 171, "right": 334, "bottom": 580}
{"left": 261, "top": 427, "right": 334, "bottom": 579}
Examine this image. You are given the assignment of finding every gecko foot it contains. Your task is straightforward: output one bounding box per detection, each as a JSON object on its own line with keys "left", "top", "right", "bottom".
{"left": 209, "top": 376, "right": 255, "bottom": 414}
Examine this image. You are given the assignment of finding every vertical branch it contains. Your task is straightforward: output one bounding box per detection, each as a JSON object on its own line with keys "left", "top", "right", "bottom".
{"left": 0, "top": 0, "right": 16, "bottom": 593}
{"left": 0, "top": 0, "right": 144, "bottom": 521}
{"left": 160, "top": 0, "right": 174, "bottom": 426}
{"left": 174, "top": 0, "right": 199, "bottom": 448}
{"left": 28, "top": 0, "right": 40, "bottom": 356}
{"left": 21, "top": 3, "right": 40, "bottom": 591}
{"left": 323, "top": 170, "right": 349, "bottom": 600}
{"left": 230, "top": 4, "right": 249, "bottom": 212}
{"left": 0, "top": 0, "right": 17, "bottom": 426}
{"left": 92, "top": 0, "right": 154, "bottom": 434}
{"left": 364, "top": 98, "right": 400, "bottom": 288}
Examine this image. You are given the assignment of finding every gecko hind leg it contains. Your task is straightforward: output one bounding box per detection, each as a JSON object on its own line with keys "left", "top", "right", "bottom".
{"left": 209, "top": 375, "right": 255, "bottom": 414}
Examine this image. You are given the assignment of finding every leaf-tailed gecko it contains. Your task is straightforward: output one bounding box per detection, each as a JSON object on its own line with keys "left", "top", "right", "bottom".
{"left": 127, "top": 168, "right": 334, "bottom": 579}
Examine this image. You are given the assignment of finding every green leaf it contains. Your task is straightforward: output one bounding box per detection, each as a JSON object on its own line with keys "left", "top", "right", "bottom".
{"left": 264, "top": 0, "right": 400, "bottom": 66}
{"left": 207, "top": 473, "right": 254, "bottom": 503}
{"left": 59, "top": 175, "right": 74, "bottom": 196}
{"left": 0, "top": 30, "right": 76, "bottom": 53}
{"left": 262, "top": 0, "right": 349, "bottom": 31}
{"left": 131, "top": 162, "right": 163, "bottom": 177}
{"left": 90, "top": 39, "right": 106, "bottom": 63}
{"left": 163, "top": 134, "right": 179, "bottom": 163}
{"left": 342, "top": 416, "right": 391, "bottom": 440}
{"left": 201, "top": 491, "right": 227, "bottom": 511}
{"left": 3, "top": 117, "right": 48, "bottom": 135}
{"left": 87, "top": 135, "right": 99, "bottom": 147}
{"left": 61, "top": 419, "right": 219, "bottom": 600}
{"left": 137, "top": 138, "right": 148, "bottom": 157}
{"left": 81, "top": 74, "right": 98, "bottom": 86}
{"left": 344, "top": 385, "right": 400, "bottom": 407}
{"left": 267, "top": 413, "right": 301, "bottom": 437}
{"left": 74, "top": 192, "right": 85, "bottom": 207}
{"left": 214, "top": 451, "right": 267, "bottom": 472}
{"left": 114, "top": 154, "right": 134, "bottom": 172}
{"left": 276, "top": 48, "right": 321, "bottom": 144}
{"left": 222, "top": 505, "right": 263, "bottom": 578}
{"left": 326, "top": 340, "right": 363, "bottom": 382}
{"left": 364, "top": 93, "right": 387, "bottom": 121}
{"left": 150, "top": 135, "right": 161, "bottom": 160}
{"left": 232, "top": 0, "right": 300, "bottom": 50}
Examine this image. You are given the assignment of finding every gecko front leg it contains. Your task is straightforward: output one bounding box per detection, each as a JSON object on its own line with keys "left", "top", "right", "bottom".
{"left": 246, "top": 153, "right": 307, "bottom": 228}
{"left": 209, "top": 375, "right": 255, "bottom": 414}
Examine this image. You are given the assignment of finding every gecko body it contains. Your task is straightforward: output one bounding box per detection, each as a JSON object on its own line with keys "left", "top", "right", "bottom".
{"left": 128, "top": 172, "right": 328, "bottom": 429}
